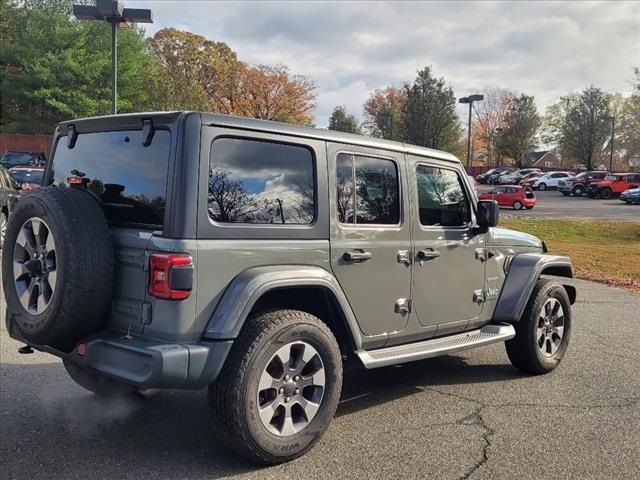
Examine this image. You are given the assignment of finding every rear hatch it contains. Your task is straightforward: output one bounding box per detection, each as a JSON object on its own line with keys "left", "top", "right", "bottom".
{"left": 48, "top": 123, "right": 173, "bottom": 335}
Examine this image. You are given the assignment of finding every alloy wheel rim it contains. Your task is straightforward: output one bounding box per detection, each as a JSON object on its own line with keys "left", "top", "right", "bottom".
{"left": 0, "top": 214, "right": 6, "bottom": 245}
{"left": 257, "top": 341, "right": 326, "bottom": 437}
{"left": 13, "top": 217, "right": 57, "bottom": 315}
{"left": 536, "top": 297, "right": 564, "bottom": 357}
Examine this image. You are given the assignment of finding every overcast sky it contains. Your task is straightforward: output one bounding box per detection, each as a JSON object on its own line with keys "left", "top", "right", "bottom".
{"left": 130, "top": 0, "right": 640, "bottom": 127}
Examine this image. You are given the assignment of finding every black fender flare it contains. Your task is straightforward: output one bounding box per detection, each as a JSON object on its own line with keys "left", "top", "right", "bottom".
{"left": 202, "top": 265, "right": 364, "bottom": 349}
{"left": 493, "top": 253, "right": 576, "bottom": 322}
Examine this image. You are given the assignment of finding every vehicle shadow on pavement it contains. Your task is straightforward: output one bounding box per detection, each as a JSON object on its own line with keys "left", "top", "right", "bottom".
{"left": 337, "top": 355, "right": 520, "bottom": 417}
{"left": 0, "top": 356, "right": 520, "bottom": 479}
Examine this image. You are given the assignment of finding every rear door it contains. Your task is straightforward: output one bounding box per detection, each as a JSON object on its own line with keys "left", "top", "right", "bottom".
{"left": 48, "top": 127, "right": 174, "bottom": 335}
{"left": 328, "top": 143, "right": 412, "bottom": 340}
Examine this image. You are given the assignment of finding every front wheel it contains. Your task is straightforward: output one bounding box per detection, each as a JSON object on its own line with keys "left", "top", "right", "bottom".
{"left": 572, "top": 186, "right": 584, "bottom": 196}
{"left": 505, "top": 279, "right": 572, "bottom": 374}
{"left": 209, "top": 309, "right": 343, "bottom": 464}
{"left": 600, "top": 188, "right": 613, "bottom": 199}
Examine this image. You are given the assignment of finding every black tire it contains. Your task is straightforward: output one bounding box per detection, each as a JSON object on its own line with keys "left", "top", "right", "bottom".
{"left": 572, "top": 186, "right": 584, "bottom": 196}
{"left": 1, "top": 187, "right": 114, "bottom": 352}
{"left": 537, "top": 183, "right": 547, "bottom": 191}
{"left": 506, "top": 279, "right": 572, "bottom": 375}
{"left": 0, "top": 210, "right": 7, "bottom": 249}
{"left": 600, "top": 188, "right": 612, "bottom": 199}
{"left": 513, "top": 200, "right": 523, "bottom": 210}
{"left": 208, "top": 309, "right": 343, "bottom": 465}
{"left": 561, "top": 191, "right": 570, "bottom": 196}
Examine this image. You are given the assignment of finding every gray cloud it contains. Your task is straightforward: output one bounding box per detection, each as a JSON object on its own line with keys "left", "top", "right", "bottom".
{"left": 131, "top": 0, "right": 640, "bottom": 126}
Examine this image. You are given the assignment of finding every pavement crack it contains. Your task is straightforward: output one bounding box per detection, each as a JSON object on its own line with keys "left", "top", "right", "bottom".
{"left": 456, "top": 405, "right": 494, "bottom": 480}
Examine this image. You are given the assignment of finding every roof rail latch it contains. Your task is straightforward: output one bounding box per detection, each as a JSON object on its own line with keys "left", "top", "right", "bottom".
{"left": 142, "top": 119, "right": 155, "bottom": 147}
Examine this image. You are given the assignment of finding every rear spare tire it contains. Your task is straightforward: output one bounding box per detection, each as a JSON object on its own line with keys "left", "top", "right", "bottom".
{"left": 1, "top": 187, "right": 114, "bottom": 352}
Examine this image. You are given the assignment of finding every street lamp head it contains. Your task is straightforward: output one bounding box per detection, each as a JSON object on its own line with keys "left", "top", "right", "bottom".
{"left": 459, "top": 97, "right": 470, "bottom": 104}
{"left": 469, "top": 94, "right": 484, "bottom": 102}
{"left": 73, "top": 2, "right": 153, "bottom": 23}
{"left": 96, "top": 0, "right": 123, "bottom": 18}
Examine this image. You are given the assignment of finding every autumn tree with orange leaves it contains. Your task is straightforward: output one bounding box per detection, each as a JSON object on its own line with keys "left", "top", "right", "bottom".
{"left": 148, "top": 28, "right": 316, "bottom": 125}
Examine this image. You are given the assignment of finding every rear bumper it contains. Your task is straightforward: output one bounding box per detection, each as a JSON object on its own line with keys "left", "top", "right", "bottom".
{"left": 9, "top": 328, "right": 233, "bottom": 390}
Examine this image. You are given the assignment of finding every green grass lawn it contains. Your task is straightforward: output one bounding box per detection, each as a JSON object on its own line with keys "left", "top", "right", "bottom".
{"left": 500, "top": 219, "right": 640, "bottom": 291}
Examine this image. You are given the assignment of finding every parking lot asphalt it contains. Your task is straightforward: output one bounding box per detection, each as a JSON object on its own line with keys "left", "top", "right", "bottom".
{"left": 1, "top": 277, "right": 639, "bottom": 480}
{"left": 477, "top": 186, "right": 640, "bottom": 221}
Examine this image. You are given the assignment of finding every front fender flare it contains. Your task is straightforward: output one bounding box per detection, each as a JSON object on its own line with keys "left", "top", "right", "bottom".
{"left": 493, "top": 253, "right": 575, "bottom": 322}
{"left": 202, "top": 265, "right": 363, "bottom": 349}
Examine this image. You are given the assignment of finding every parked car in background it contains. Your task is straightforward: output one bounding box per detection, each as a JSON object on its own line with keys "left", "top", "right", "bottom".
{"left": 620, "top": 186, "right": 640, "bottom": 204}
{"left": 0, "top": 151, "right": 46, "bottom": 168}
{"left": 479, "top": 185, "right": 536, "bottom": 210}
{"left": 519, "top": 172, "right": 544, "bottom": 187}
{"left": 0, "top": 166, "right": 21, "bottom": 247}
{"left": 587, "top": 173, "right": 640, "bottom": 199}
{"left": 498, "top": 168, "right": 541, "bottom": 185}
{"left": 487, "top": 167, "right": 518, "bottom": 185}
{"left": 531, "top": 171, "right": 573, "bottom": 191}
{"left": 9, "top": 166, "right": 45, "bottom": 194}
{"left": 558, "top": 171, "right": 608, "bottom": 197}
{"left": 476, "top": 168, "right": 500, "bottom": 184}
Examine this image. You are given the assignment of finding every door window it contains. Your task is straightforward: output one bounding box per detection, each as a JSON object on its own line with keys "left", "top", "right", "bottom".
{"left": 416, "top": 165, "right": 471, "bottom": 227}
{"left": 336, "top": 153, "right": 400, "bottom": 225}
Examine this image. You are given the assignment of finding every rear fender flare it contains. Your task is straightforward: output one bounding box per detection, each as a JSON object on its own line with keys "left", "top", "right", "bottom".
{"left": 203, "top": 265, "right": 363, "bottom": 349}
{"left": 493, "top": 253, "right": 575, "bottom": 322}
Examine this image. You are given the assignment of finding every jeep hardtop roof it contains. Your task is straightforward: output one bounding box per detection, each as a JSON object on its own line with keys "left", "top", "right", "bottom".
{"left": 55, "top": 111, "right": 460, "bottom": 164}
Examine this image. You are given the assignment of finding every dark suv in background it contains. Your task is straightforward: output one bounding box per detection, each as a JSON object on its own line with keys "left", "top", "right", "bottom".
{"left": 0, "top": 151, "right": 46, "bottom": 168}
{"left": 0, "top": 165, "right": 21, "bottom": 247}
{"left": 558, "top": 171, "right": 607, "bottom": 197}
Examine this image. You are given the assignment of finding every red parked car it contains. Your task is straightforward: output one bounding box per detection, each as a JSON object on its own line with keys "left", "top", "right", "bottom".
{"left": 479, "top": 185, "right": 536, "bottom": 210}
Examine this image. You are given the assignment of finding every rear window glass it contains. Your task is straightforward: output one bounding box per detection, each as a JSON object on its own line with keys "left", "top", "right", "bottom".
{"left": 10, "top": 169, "right": 44, "bottom": 185}
{"left": 208, "top": 137, "right": 316, "bottom": 224}
{"left": 51, "top": 129, "right": 171, "bottom": 227}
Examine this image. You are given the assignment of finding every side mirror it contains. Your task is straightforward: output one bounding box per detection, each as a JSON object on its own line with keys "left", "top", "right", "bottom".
{"left": 477, "top": 200, "right": 499, "bottom": 231}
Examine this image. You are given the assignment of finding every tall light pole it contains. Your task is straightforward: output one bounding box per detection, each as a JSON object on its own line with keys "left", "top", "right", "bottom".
{"left": 604, "top": 115, "right": 615, "bottom": 171}
{"left": 459, "top": 94, "right": 484, "bottom": 169}
{"left": 73, "top": 1, "right": 153, "bottom": 114}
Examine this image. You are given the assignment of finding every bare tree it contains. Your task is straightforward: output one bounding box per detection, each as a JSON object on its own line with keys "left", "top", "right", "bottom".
{"left": 471, "top": 87, "right": 514, "bottom": 166}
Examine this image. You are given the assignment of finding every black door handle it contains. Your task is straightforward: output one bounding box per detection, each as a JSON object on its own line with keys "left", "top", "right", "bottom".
{"left": 417, "top": 249, "right": 440, "bottom": 260}
{"left": 343, "top": 250, "right": 373, "bottom": 262}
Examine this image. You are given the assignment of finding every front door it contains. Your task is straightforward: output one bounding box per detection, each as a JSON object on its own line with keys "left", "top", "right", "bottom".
{"left": 409, "top": 157, "right": 486, "bottom": 336}
{"left": 329, "top": 144, "right": 412, "bottom": 340}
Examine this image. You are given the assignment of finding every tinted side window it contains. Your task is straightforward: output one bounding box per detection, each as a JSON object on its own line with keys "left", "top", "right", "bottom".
{"left": 209, "top": 138, "right": 315, "bottom": 224}
{"left": 337, "top": 153, "right": 400, "bottom": 225}
{"left": 416, "top": 165, "right": 471, "bottom": 227}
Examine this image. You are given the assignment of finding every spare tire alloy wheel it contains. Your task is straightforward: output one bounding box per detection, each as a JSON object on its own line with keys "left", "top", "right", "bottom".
{"left": 257, "top": 341, "right": 325, "bottom": 436}
{"left": 13, "top": 217, "right": 57, "bottom": 314}
{"left": 1, "top": 187, "right": 114, "bottom": 352}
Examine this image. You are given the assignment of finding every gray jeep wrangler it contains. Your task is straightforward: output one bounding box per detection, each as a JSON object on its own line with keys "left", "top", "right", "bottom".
{"left": 2, "top": 112, "right": 576, "bottom": 464}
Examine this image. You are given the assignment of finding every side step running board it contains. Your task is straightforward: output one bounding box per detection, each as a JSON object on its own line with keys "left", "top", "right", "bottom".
{"left": 357, "top": 323, "right": 516, "bottom": 369}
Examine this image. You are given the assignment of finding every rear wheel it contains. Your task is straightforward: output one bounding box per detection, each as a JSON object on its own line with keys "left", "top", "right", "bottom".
{"left": 209, "top": 309, "right": 343, "bottom": 464}
{"left": 513, "top": 200, "right": 523, "bottom": 210}
{"left": 525, "top": 206, "right": 534, "bottom": 210}
{"left": 600, "top": 188, "right": 612, "bottom": 199}
{"left": 506, "top": 279, "right": 571, "bottom": 374}
{"left": 537, "top": 183, "right": 546, "bottom": 191}
{"left": 561, "top": 191, "right": 570, "bottom": 196}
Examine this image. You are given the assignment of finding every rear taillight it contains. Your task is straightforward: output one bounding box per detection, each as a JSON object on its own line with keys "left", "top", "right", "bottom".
{"left": 148, "top": 253, "right": 193, "bottom": 300}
